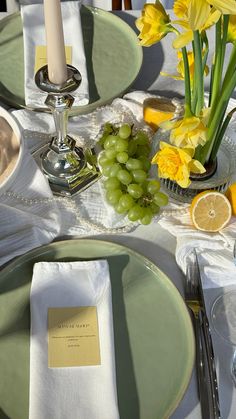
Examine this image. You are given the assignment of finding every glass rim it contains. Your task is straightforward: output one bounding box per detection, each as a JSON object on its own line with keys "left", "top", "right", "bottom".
{"left": 211, "top": 290, "right": 236, "bottom": 346}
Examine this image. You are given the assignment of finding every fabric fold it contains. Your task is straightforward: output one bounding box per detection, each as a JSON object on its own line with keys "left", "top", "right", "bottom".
{"left": 159, "top": 207, "right": 236, "bottom": 289}
{"left": 0, "top": 148, "right": 61, "bottom": 266}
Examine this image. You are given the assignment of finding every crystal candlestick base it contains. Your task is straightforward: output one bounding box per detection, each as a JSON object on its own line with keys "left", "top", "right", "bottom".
{"left": 34, "top": 65, "right": 100, "bottom": 197}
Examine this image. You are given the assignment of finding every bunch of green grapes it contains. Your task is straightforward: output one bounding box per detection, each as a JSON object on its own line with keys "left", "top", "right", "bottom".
{"left": 98, "top": 122, "right": 168, "bottom": 225}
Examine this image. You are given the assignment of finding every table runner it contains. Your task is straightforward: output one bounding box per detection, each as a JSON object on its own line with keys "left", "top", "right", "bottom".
{"left": 0, "top": 91, "right": 235, "bottom": 291}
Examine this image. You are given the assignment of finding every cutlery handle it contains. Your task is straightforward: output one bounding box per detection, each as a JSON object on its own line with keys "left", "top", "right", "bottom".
{"left": 194, "top": 316, "right": 212, "bottom": 419}
{"left": 199, "top": 310, "right": 221, "bottom": 419}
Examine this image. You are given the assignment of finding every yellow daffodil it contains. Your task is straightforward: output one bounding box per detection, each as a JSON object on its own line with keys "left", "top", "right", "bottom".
{"left": 173, "top": 0, "right": 190, "bottom": 19}
{"left": 207, "top": 0, "right": 236, "bottom": 15}
{"left": 161, "top": 110, "right": 210, "bottom": 148}
{"left": 177, "top": 50, "right": 209, "bottom": 80}
{"left": 151, "top": 141, "right": 205, "bottom": 188}
{"left": 172, "top": 0, "right": 221, "bottom": 48}
{"left": 189, "top": 0, "right": 236, "bottom": 32}
{"left": 161, "top": 50, "right": 209, "bottom": 82}
{"left": 135, "top": 2, "right": 172, "bottom": 46}
{"left": 227, "top": 15, "right": 236, "bottom": 44}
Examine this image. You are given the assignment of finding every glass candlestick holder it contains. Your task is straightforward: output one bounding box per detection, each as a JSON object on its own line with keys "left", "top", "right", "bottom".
{"left": 34, "top": 64, "right": 100, "bottom": 197}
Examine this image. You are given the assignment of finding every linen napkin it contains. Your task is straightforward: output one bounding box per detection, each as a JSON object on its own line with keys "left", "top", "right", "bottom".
{"left": 29, "top": 259, "right": 119, "bottom": 419}
{"left": 21, "top": 1, "right": 89, "bottom": 108}
{"left": 159, "top": 208, "right": 236, "bottom": 289}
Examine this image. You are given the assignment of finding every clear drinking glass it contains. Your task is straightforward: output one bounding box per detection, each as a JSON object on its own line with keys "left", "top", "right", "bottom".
{"left": 211, "top": 290, "right": 236, "bottom": 385}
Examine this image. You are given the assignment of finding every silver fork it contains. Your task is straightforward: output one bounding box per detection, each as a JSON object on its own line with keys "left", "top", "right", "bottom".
{"left": 185, "top": 260, "right": 221, "bottom": 419}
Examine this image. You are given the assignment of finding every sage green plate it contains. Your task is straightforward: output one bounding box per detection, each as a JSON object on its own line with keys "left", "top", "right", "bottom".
{"left": 0, "top": 6, "right": 142, "bottom": 115}
{"left": 0, "top": 239, "right": 194, "bottom": 419}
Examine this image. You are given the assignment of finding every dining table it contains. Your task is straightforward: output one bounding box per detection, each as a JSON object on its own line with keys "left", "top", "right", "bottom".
{"left": 0, "top": 5, "right": 236, "bottom": 419}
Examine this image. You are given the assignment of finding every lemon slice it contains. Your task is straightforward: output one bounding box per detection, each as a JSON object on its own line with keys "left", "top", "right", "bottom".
{"left": 143, "top": 98, "right": 176, "bottom": 131}
{"left": 225, "top": 182, "right": 236, "bottom": 216}
{"left": 190, "top": 191, "right": 232, "bottom": 232}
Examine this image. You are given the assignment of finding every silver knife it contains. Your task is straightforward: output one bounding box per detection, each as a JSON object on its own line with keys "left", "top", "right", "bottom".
{"left": 194, "top": 250, "right": 221, "bottom": 419}
{"left": 185, "top": 261, "right": 215, "bottom": 418}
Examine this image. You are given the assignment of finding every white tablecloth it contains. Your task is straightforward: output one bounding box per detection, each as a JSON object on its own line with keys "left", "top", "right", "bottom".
{"left": 0, "top": 8, "right": 236, "bottom": 419}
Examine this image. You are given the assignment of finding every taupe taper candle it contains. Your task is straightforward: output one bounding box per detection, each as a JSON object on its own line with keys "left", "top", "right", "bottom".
{"left": 43, "top": 0, "right": 67, "bottom": 84}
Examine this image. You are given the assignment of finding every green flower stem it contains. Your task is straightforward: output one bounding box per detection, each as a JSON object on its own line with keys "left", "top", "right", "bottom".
{"left": 220, "top": 15, "right": 229, "bottom": 73}
{"left": 208, "top": 62, "right": 215, "bottom": 106}
{"left": 222, "top": 43, "right": 236, "bottom": 93}
{"left": 181, "top": 46, "right": 192, "bottom": 116}
{"left": 200, "top": 70, "right": 236, "bottom": 163}
{"left": 193, "top": 30, "right": 204, "bottom": 116}
{"left": 191, "top": 41, "right": 198, "bottom": 113}
{"left": 210, "top": 18, "right": 222, "bottom": 112}
{"left": 210, "top": 107, "right": 236, "bottom": 161}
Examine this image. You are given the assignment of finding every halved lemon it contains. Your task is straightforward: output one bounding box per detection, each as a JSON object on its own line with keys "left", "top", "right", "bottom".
{"left": 190, "top": 191, "right": 232, "bottom": 232}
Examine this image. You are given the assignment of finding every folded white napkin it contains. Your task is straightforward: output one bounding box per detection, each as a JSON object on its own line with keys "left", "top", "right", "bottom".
{"left": 21, "top": 1, "right": 89, "bottom": 108}
{"left": 29, "top": 260, "right": 119, "bottom": 419}
{"left": 159, "top": 208, "right": 236, "bottom": 289}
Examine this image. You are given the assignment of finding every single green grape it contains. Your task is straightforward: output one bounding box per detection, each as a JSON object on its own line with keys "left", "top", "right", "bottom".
{"left": 98, "top": 155, "right": 114, "bottom": 168}
{"left": 147, "top": 179, "right": 161, "bottom": 195}
{"left": 106, "top": 189, "right": 123, "bottom": 205}
{"left": 128, "top": 204, "right": 144, "bottom": 221}
{"left": 115, "top": 202, "right": 128, "bottom": 214}
{"left": 101, "top": 165, "right": 113, "bottom": 177}
{"left": 119, "top": 194, "right": 135, "bottom": 211}
{"left": 104, "top": 135, "right": 117, "bottom": 149}
{"left": 127, "top": 183, "right": 143, "bottom": 199}
{"left": 115, "top": 138, "right": 129, "bottom": 152}
{"left": 117, "top": 169, "right": 133, "bottom": 185}
{"left": 132, "top": 169, "right": 147, "bottom": 183}
{"left": 140, "top": 207, "right": 153, "bottom": 225}
{"left": 118, "top": 123, "right": 132, "bottom": 139}
{"left": 126, "top": 158, "right": 143, "bottom": 171}
{"left": 109, "top": 163, "right": 122, "bottom": 178}
{"left": 104, "top": 177, "right": 121, "bottom": 190}
{"left": 98, "top": 151, "right": 107, "bottom": 166}
{"left": 153, "top": 192, "right": 169, "bottom": 207}
{"left": 116, "top": 152, "right": 129, "bottom": 164}
{"left": 105, "top": 148, "right": 117, "bottom": 160}
{"left": 97, "top": 123, "right": 113, "bottom": 146}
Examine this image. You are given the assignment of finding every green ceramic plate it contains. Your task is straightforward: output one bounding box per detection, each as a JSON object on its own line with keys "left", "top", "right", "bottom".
{"left": 0, "top": 239, "right": 194, "bottom": 419}
{"left": 0, "top": 6, "right": 142, "bottom": 115}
